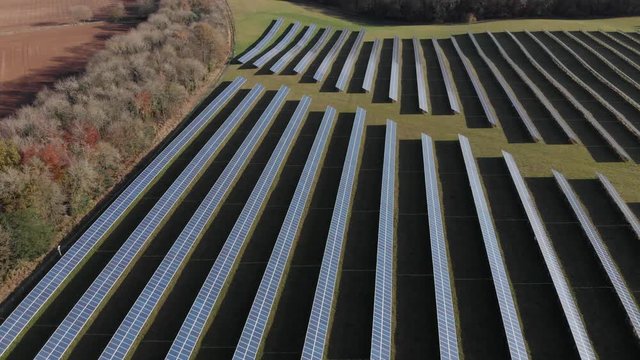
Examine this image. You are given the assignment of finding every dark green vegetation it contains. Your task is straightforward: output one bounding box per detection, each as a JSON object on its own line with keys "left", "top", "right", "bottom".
{"left": 0, "top": 0, "right": 231, "bottom": 281}
{"left": 303, "top": 0, "right": 640, "bottom": 22}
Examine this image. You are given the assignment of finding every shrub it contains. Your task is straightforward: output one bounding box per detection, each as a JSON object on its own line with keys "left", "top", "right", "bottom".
{"left": 108, "top": 2, "right": 127, "bottom": 23}
{"left": 70, "top": 5, "right": 93, "bottom": 23}
{"left": 1, "top": 208, "right": 53, "bottom": 261}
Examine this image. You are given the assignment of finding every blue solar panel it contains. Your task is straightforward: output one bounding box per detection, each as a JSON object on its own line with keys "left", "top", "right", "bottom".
{"left": 33, "top": 84, "right": 265, "bottom": 360}
{"left": 413, "top": 38, "right": 429, "bottom": 113}
{"left": 362, "top": 39, "right": 382, "bottom": 93}
{"left": 254, "top": 22, "right": 302, "bottom": 68}
{"left": 98, "top": 85, "right": 290, "bottom": 360}
{"left": 596, "top": 173, "right": 640, "bottom": 240}
{"left": 553, "top": 170, "right": 640, "bottom": 338}
{"left": 294, "top": 27, "right": 333, "bottom": 74}
{"left": 336, "top": 29, "right": 365, "bottom": 91}
{"left": 314, "top": 29, "right": 351, "bottom": 82}
{"left": 271, "top": 24, "right": 317, "bottom": 74}
{"left": 421, "top": 133, "right": 460, "bottom": 360}
{"left": 505, "top": 32, "right": 631, "bottom": 162}
{"left": 458, "top": 135, "right": 529, "bottom": 360}
{"left": 233, "top": 107, "right": 336, "bottom": 360}
{"left": 166, "top": 97, "right": 314, "bottom": 360}
{"left": 450, "top": 38, "right": 499, "bottom": 127}
{"left": 371, "top": 119, "right": 396, "bottom": 360}
{"left": 503, "top": 152, "right": 596, "bottom": 359}
{"left": 389, "top": 37, "right": 400, "bottom": 102}
{"left": 526, "top": 31, "right": 640, "bottom": 140}
{"left": 468, "top": 33, "right": 541, "bottom": 142}
{"left": 0, "top": 77, "right": 245, "bottom": 357}
{"left": 432, "top": 39, "right": 461, "bottom": 114}
{"left": 486, "top": 32, "right": 579, "bottom": 144}
{"left": 301, "top": 108, "right": 366, "bottom": 360}
{"left": 238, "top": 18, "right": 284, "bottom": 64}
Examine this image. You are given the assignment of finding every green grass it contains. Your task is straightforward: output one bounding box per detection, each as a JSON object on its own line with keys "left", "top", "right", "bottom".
{"left": 225, "top": 0, "right": 640, "bottom": 201}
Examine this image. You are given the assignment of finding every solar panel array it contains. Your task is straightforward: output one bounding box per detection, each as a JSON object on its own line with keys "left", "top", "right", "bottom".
{"left": 0, "top": 76, "right": 246, "bottom": 357}
{"left": 600, "top": 31, "right": 640, "bottom": 57}
{"left": 563, "top": 31, "right": 640, "bottom": 92}
{"left": 502, "top": 152, "right": 596, "bottom": 360}
{"left": 413, "top": 38, "right": 429, "bottom": 113}
{"left": 451, "top": 38, "right": 499, "bottom": 127}
{"left": 314, "top": 29, "right": 351, "bottom": 82}
{"left": 98, "top": 85, "right": 290, "bottom": 360}
{"left": 233, "top": 108, "right": 336, "bottom": 359}
{"left": 553, "top": 170, "right": 640, "bottom": 338}
{"left": 526, "top": 31, "right": 640, "bottom": 140}
{"left": 336, "top": 29, "right": 366, "bottom": 91}
{"left": 34, "top": 84, "right": 266, "bottom": 360}
{"left": 458, "top": 134, "right": 529, "bottom": 360}
{"left": 370, "top": 119, "right": 397, "bottom": 360}
{"left": 389, "top": 36, "right": 400, "bottom": 102}
{"left": 432, "top": 39, "right": 461, "bottom": 113}
{"left": 294, "top": 27, "right": 333, "bottom": 74}
{"left": 582, "top": 31, "right": 640, "bottom": 73}
{"left": 421, "top": 133, "right": 460, "bottom": 360}
{"left": 363, "top": 39, "right": 382, "bottom": 93}
{"left": 254, "top": 22, "right": 302, "bottom": 68}
{"left": 271, "top": 24, "right": 317, "bottom": 74}
{"left": 596, "top": 173, "right": 640, "bottom": 240}
{"left": 468, "top": 33, "right": 542, "bottom": 142}
{"left": 486, "top": 32, "right": 579, "bottom": 144}
{"left": 301, "top": 108, "right": 366, "bottom": 360}
{"left": 504, "top": 31, "right": 631, "bottom": 162}
{"left": 167, "top": 98, "right": 314, "bottom": 360}
{"left": 616, "top": 31, "right": 640, "bottom": 48}
{"left": 238, "top": 18, "right": 284, "bottom": 64}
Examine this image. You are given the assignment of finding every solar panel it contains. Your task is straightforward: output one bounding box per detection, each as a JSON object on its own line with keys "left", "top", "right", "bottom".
{"left": 254, "top": 22, "right": 302, "bottom": 68}
{"left": 389, "top": 36, "right": 400, "bottom": 102}
{"left": 505, "top": 32, "right": 631, "bottom": 162}
{"left": 314, "top": 29, "right": 351, "bottom": 82}
{"left": 98, "top": 85, "right": 290, "bottom": 360}
{"left": 596, "top": 173, "right": 640, "bottom": 240}
{"left": 543, "top": 31, "right": 640, "bottom": 114}
{"left": 468, "top": 33, "right": 541, "bottom": 142}
{"left": 582, "top": 31, "right": 640, "bottom": 73}
{"left": 238, "top": 18, "right": 284, "bottom": 64}
{"left": 599, "top": 31, "right": 640, "bottom": 57}
{"left": 294, "top": 27, "right": 333, "bottom": 74}
{"left": 370, "top": 119, "right": 396, "bottom": 360}
{"left": 336, "top": 29, "right": 366, "bottom": 91}
{"left": 0, "top": 76, "right": 245, "bottom": 357}
{"left": 271, "top": 24, "right": 317, "bottom": 74}
{"left": 563, "top": 31, "right": 640, "bottom": 92}
{"left": 34, "top": 83, "right": 265, "bottom": 360}
{"left": 458, "top": 134, "right": 529, "bottom": 360}
{"left": 421, "top": 133, "right": 460, "bottom": 360}
{"left": 486, "top": 32, "right": 579, "bottom": 144}
{"left": 363, "top": 39, "right": 382, "bottom": 93}
{"left": 166, "top": 98, "right": 314, "bottom": 360}
{"left": 413, "top": 38, "right": 429, "bottom": 113}
{"left": 301, "top": 108, "right": 366, "bottom": 360}
{"left": 526, "top": 31, "right": 640, "bottom": 140}
{"left": 616, "top": 31, "right": 640, "bottom": 48}
{"left": 450, "top": 38, "right": 499, "bottom": 127}
{"left": 502, "top": 152, "right": 596, "bottom": 359}
{"left": 233, "top": 107, "right": 336, "bottom": 359}
{"left": 553, "top": 170, "right": 640, "bottom": 338}
{"left": 432, "top": 39, "right": 461, "bottom": 114}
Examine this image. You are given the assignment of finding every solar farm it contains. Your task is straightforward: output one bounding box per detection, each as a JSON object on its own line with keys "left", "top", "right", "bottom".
{"left": 1, "top": 1, "right": 640, "bottom": 359}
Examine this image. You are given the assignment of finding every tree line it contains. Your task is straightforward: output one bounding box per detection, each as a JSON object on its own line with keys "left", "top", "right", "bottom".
{"left": 0, "top": 0, "right": 230, "bottom": 280}
{"left": 308, "top": 0, "right": 640, "bottom": 22}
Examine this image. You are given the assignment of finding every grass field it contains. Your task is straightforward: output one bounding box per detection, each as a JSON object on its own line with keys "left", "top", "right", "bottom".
{"left": 225, "top": 0, "right": 640, "bottom": 202}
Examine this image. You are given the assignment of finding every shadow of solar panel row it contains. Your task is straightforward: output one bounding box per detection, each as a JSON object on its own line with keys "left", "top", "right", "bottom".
{"left": 0, "top": 76, "right": 246, "bottom": 357}
{"left": 600, "top": 30, "right": 640, "bottom": 57}
{"left": 34, "top": 84, "right": 266, "bottom": 360}
{"left": 98, "top": 85, "right": 291, "bottom": 360}
{"left": 580, "top": 31, "right": 640, "bottom": 78}
{"left": 238, "top": 18, "right": 284, "bottom": 64}
{"left": 166, "top": 96, "right": 313, "bottom": 360}
{"left": 301, "top": 108, "right": 365, "bottom": 360}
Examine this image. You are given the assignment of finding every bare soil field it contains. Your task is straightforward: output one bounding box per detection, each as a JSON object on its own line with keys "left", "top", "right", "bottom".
{"left": 0, "top": 0, "right": 136, "bottom": 118}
